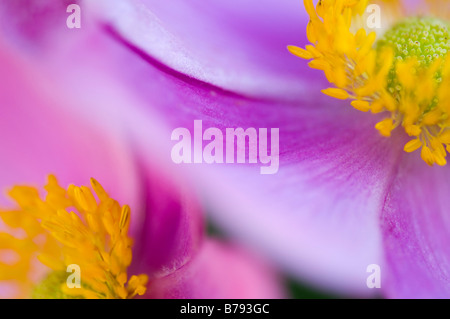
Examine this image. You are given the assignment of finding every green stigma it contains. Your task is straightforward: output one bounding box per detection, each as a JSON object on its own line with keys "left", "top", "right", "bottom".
{"left": 31, "top": 271, "right": 83, "bottom": 299}
{"left": 378, "top": 17, "right": 450, "bottom": 65}
{"left": 376, "top": 17, "right": 450, "bottom": 99}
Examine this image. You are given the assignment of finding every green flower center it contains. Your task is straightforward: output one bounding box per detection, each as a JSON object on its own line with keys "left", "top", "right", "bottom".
{"left": 377, "top": 17, "right": 450, "bottom": 95}
{"left": 378, "top": 17, "right": 449, "bottom": 65}
{"left": 31, "top": 271, "right": 83, "bottom": 299}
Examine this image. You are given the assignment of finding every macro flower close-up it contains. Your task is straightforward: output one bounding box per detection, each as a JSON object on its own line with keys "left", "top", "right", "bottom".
{"left": 291, "top": 0, "right": 450, "bottom": 166}
{"left": 0, "top": 35, "right": 284, "bottom": 299}
{"left": 2, "top": 0, "right": 450, "bottom": 301}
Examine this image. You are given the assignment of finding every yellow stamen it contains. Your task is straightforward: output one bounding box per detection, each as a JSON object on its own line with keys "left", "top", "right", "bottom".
{"left": 351, "top": 100, "right": 371, "bottom": 112}
{"left": 404, "top": 138, "right": 423, "bottom": 153}
{"left": 321, "top": 88, "right": 350, "bottom": 99}
{"left": 0, "top": 175, "right": 148, "bottom": 299}
{"left": 292, "top": 0, "right": 450, "bottom": 166}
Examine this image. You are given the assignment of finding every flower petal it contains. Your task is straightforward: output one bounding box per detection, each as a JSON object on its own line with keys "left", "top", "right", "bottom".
{"left": 0, "top": 36, "right": 146, "bottom": 297}
{"left": 0, "top": 33, "right": 205, "bottom": 283}
{"left": 33, "top": 28, "right": 406, "bottom": 295}
{"left": 130, "top": 163, "right": 204, "bottom": 278}
{"left": 193, "top": 109, "right": 404, "bottom": 295}
{"left": 146, "top": 239, "right": 285, "bottom": 299}
{"left": 0, "top": 0, "right": 79, "bottom": 52}
{"left": 0, "top": 37, "right": 140, "bottom": 212}
{"left": 86, "top": 0, "right": 317, "bottom": 101}
{"left": 381, "top": 154, "right": 450, "bottom": 298}
{"left": 3, "top": 9, "right": 415, "bottom": 295}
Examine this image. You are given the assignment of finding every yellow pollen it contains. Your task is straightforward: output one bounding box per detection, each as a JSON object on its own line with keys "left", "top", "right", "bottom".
{"left": 0, "top": 175, "right": 148, "bottom": 299}
{"left": 290, "top": 0, "right": 450, "bottom": 166}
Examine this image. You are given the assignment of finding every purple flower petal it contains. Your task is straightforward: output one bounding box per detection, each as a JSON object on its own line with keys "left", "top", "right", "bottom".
{"left": 146, "top": 239, "right": 285, "bottom": 298}
{"left": 6, "top": 0, "right": 449, "bottom": 298}
{"left": 0, "top": 36, "right": 143, "bottom": 297}
{"left": 131, "top": 163, "right": 204, "bottom": 278}
{"left": 381, "top": 154, "right": 450, "bottom": 298}
{"left": 30, "top": 27, "right": 407, "bottom": 294}
{"left": 87, "top": 0, "right": 317, "bottom": 101}
{"left": 0, "top": 0, "right": 80, "bottom": 53}
{"left": 0, "top": 37, "right": 140, "bottom": 211}
{"left": 0, "top": 37, "right": 204, "bottom": 291}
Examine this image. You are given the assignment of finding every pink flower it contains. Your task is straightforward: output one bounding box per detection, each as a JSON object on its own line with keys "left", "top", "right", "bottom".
{"left": 0, "top": 28, "right": 284, "bottom": 299}
{"left": 4, "top": 0, "right": 449, "bottom": 298}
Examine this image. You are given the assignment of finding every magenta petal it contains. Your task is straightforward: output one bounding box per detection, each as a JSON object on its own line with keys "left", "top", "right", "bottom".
{"left": 112, "top": 34, "right": 406, "bottom": 294}
{"left": 0, "top": 33, "right": 205, "bottom": 280}
{"left": 196, "top": 113, "right": 405, "bottom": 295}
{"left": 381, "top": 155, "right": 450, "bottom": 298}
{"left": 0, "top": 0, "right": 80, "bottom": 52}
{"left": 33, "top": 28, "right": 406, "bottom": 294}
{"left": 87, "top": 0, "right": 317, "bottom": 100}
{"left": 0, "top": 35, "right": 145, "bottom": 297}
{"left": 131, "top": 163, "right": 204, "bottom": 278}
{"left": 0, "top": 38, "right": 140, "bottom": 211}
{"left": 146, "top": 239, "right": 285, "bottom": 299}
